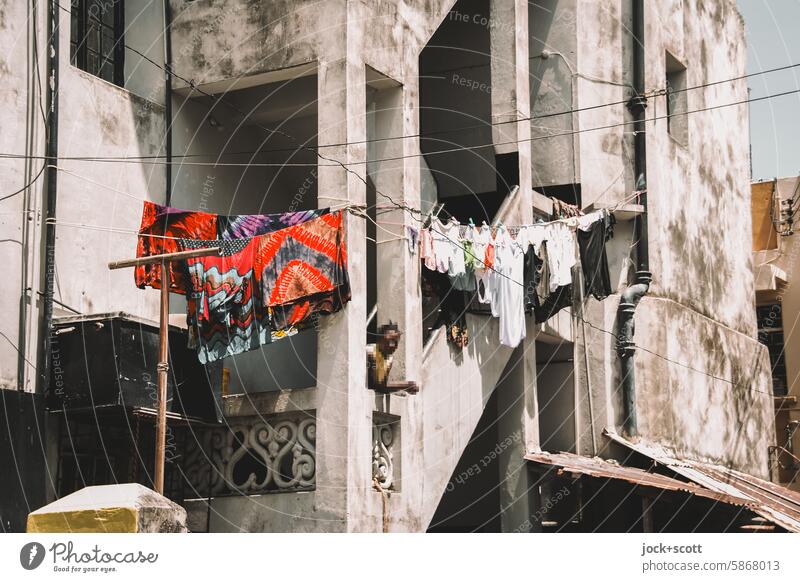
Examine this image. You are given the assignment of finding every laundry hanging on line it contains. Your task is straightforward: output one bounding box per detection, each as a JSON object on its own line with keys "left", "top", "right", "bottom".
{"left": 418, "top": 209, "right": 614, "bottom": 349}
{"left": 135, "top": 202, "right": 349, "bottom": 363}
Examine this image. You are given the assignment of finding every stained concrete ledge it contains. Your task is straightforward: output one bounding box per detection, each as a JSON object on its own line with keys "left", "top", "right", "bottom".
{"left": 27, "top": 484, "right": 187, "bottom": 533}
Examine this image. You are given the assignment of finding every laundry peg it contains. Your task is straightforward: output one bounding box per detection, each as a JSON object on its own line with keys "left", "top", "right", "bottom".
{"left": 468, "top": 217, "right": 475, "bottom": 227}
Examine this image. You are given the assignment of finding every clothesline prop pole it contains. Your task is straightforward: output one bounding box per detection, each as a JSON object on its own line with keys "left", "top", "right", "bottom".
{"left": 108, "top": 246, "right": 221, "bottom": 494}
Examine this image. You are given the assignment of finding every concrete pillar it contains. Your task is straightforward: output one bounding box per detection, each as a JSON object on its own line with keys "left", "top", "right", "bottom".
{"left": 490, "top": 0, "right": 533, "bottom": 222}
{"left": 496, "top": 341, "right": 538, "bottom": 532}
{"left": 369, "top": 59, "right": 425, "bottom": 531}
{"left": 314, "top": 40, "right": 374, "bottom": 530}
{"left": 27, "top": 484, "right": 186, "bottom": 533}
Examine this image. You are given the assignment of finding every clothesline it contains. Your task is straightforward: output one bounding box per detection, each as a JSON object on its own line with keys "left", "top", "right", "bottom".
{"left": 41, "top": 189, "right": 639, "bottom": 247}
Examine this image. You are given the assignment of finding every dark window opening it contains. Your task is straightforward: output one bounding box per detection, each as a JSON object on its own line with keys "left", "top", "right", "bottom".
{"left": 665, "top": 52, "right": 688, "bottom": 146}
{"left": 533, "top": 183, "right": 582, "bottom": 208}
{"left": 56, "top": 411, "right": 188, "bottom": 502}
{"left": 70, "top": 0, "right": 125, "bottom": 86}
{"left": 495, "top": 152, "right": 519, "bottom": 197}
{"left": 757, "top": 302, "right": 787, "bottom": 396}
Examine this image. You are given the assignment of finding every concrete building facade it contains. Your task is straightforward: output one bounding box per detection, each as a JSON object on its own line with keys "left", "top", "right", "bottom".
{"left": 0, "top": 0, "right": 788, "bottom": 532}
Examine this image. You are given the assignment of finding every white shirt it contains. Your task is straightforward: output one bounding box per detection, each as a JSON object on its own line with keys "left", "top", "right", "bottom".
{"left": 493, "top": 240, "right": 526, "bottom": 348}
{"left": 543, "top": 221, "right": 577, "bottom": 292}
{"left": 430, "top": 218, "right": 453, "bottom": 273}
{"left": 445, "top": 222, "right": 466, "bottom": 277}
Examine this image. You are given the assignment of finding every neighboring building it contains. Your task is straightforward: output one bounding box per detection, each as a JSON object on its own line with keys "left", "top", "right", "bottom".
{"left": 752, "top": 176, "right": 800, "bottom": 491}
{"left": 2, "top": 0, "right": 797, "bottom": 532}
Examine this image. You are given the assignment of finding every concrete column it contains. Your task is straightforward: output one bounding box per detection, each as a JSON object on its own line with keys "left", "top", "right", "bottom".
{"left": 314, "top": 53, "right": 371, "bottom": 531}
{"left": 496, "top": 336, "right": 540, "bottom": 532}
{"left": 490, "top": 0, "right": 519, "bottom": 156}
{"left": 369, "top": 59, "right": 426, "bottom": 531}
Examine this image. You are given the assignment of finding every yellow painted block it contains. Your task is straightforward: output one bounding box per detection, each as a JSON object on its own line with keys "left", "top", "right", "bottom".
{"left": 27, "top": 507, "right": 138, "bottom": 533}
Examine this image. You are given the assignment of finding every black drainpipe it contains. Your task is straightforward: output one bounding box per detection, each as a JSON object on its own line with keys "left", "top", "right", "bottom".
{"left": 36, "top": 0, "right": 60, "bottom": 396}
{"left": 163, "top": 0, "right": 173, "bottom": 205}
{"left": 617, "top": 0, "right": 651, "bottom": 437}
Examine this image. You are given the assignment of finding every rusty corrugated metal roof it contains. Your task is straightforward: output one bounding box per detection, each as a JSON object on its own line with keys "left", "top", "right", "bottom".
{"left": 605, "top": 430, "right": 800, "bottom": 532}
{"left": 524, "top": 451, "right": 754, "bottom": 506}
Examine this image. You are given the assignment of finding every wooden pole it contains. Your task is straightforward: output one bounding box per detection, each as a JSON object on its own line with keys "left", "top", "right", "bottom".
{"left": 154, "top": 258, "right": 170, "bottom": 494}
{"left": 108, "top": 246, "right": 220, "bottom": 494}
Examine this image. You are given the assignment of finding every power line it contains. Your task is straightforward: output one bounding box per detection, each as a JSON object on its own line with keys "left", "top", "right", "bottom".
{"left": 0, "top": 163, "right": 47, "bottom": 202}
{"left": 2, "top": 85, "right": 799, "bottom": 171}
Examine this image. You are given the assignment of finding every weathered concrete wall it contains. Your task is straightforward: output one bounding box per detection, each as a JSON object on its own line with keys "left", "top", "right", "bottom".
{"left": 645, "top": 0, "right": 756, "bottom": 335}
{"left": 53, "top": 6, "right": 166, "bottom": 325}
{"left": 560, "top": 0, "right": 773, "bottom": 477}
{"left": 634, "top": 297, "right": 774, "bottom": 478}
{"left": 635, "top": 1, "right": 771, "bottom": 475}
{"left": 0, "top": 0, "right": 47, "bottom": 391}
{"left": 529, "top": 0, "right": 581, "bottom": 188}
{"left": 0, "top": 3, "right": 165, "bottom": 391}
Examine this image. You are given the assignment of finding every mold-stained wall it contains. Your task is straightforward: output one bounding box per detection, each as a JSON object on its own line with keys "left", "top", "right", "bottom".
{"left": 0, "top": 0, "right": 48, "bottom": 391}
{"left": 0, "top": 1, "right": 166, "bottom": 392}
{"left": 565, "top": 0, "right": 773, "bottom": 477}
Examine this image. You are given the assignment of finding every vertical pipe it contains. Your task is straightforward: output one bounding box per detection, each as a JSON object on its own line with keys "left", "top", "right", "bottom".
{"left": 617, "top": 0, "right": 651, "bottom": 437}
{"left": 630, "top": 0, "right": 650, "bottom": 279}
{"left": 36, "top": 0, "right": 60, "bottom": 395}
{"left": 154, "top": 258, "right": 170, "bottom": 494}
{"left": 163, "top": 0, "right": 173, "bottom": 205}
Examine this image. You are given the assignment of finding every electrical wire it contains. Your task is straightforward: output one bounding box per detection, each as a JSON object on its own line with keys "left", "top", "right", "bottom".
{"left": 35, "top": 5, "right": 800, "bottom": 158}
{"left": 0, "top": 163, "right": 47, "bottom": 202}
{"left": 2, "top": 86, "right": 799, "bottom": 171}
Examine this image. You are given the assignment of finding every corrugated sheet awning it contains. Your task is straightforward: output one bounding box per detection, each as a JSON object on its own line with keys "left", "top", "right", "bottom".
{"left": 525, "top": 451, "right": 754, "bottom": 506}
{"left": 605, "top": 430, "right": 800, "bottom": 532}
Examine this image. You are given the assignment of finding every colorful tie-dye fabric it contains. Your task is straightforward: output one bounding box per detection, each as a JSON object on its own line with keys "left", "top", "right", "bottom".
{"left": 162, "top": 210, "right": 349, "bottom": 363}
{"left": 218, "top": 209, "right": 328, "bottom": 240}
{"left": 135, "top": 202, "right": 218, "bottom": 293}
{"left": 254, "top": 211, "right": 349, "bottom": 306}
{"left": 135, "top": 201, "right": 329, "bottom": 292}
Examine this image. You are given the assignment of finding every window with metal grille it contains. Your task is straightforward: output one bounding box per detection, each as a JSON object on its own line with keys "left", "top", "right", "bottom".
{"left": 70, "top": 0, "right": 125, "bottom": 86}
{"left": 757, "top": 302, "right": 788, "bottom": 396}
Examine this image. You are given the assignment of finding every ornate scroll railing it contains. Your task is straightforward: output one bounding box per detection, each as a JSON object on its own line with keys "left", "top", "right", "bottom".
{"left": 372, "top": 414, "right": 400, "bottom": 490}
{"left": 181, "top": 412, "right": 316, "bottom": 496}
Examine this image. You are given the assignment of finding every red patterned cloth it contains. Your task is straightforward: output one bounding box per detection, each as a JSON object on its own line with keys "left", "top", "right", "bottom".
{"left": 135, "top": 201, "right": 217, "bottom": 293}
